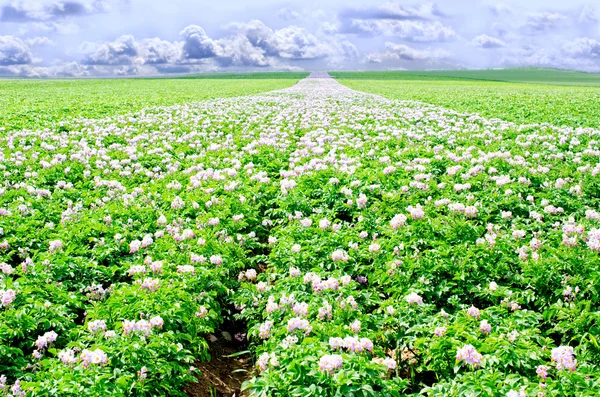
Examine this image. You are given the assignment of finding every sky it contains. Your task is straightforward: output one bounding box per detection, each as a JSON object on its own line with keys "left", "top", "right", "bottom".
{"left": 0, "top": 0, "right": 599, "bottom": 77}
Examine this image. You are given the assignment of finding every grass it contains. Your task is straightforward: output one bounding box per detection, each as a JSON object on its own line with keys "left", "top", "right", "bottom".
{"left": 332, "top": 70, "right": 600, "bottom": 128}
{"left": 0, "top": 73, "right": 308, "bottom": 131}
{"left": 330, "top": 68, "right": 600, "bottom": 86}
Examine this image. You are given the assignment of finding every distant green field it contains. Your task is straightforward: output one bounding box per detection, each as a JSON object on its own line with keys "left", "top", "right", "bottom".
{"left": 0, "top": 73, "right": 307, "bottom": 131}
{"left": 177, "top": 72, "right": 310, "bottom": 80}
{"left": 332, "top": 70, "right": 600, "bottom": 128}
{"left": 331, "top": 68, "right": 600, "bottom": 86}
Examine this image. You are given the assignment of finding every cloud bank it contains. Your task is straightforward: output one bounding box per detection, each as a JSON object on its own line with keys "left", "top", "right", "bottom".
{"left": 1, "top": 0, "right": 600, "bottom": 76}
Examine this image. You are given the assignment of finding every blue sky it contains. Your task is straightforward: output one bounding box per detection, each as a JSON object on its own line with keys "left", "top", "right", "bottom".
{"left": 0, "top": 0, "right": 598, "bottom": 76}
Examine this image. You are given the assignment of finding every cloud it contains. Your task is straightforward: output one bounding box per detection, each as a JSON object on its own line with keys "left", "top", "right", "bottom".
{"left": 0, "top": 35, "right": 33, "bottom": 65}
{"left": 522, "top": 12, "right": 568, "bottom": 34}
{"left": 25, "top": 36, "right": 55, "bottom": 47}
{"left": 141, "top": 38, "right": 179, "bottom": 64}
{"left": 364, "top": 42, "right": 451, "bottom": 63}
{"left": 180, "top": 25, "right": 219, "bottom": 60}
{"left": 340, "top": 2, "right": 441, "bottom": 21}
{"left": 276, "top": 7, "right": 301, "bottom": 21}
{"left": 343, "top": 19, "right": 457, "bottom": 42}
{"left": 473, "top": 34, "right": 505, "bottom": 49}
{"left": 562, "top": 37, "right": 600, "bottom": 59}
{"left": 82, "top": 34, "right": 139, "bottom": 65}
{"left": 577, "top": 5, "right": 598, "bottom": 24}
{"left": 228, "top": 20, "right": 357, "bottom": 61}
{"left": 0, "top": 0, "right": 116, "bottom": 22}
{"left": 18, "top": 21, "right": 81, "bottom": 35}
{"left": 499, "top": 37, "right": 600, "bottom": 72}
{"left": 490, "top": 3, "right": 513, "bottom": 16}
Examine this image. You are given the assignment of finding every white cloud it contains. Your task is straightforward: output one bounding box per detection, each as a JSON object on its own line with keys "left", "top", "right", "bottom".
{"left": 364, "top": 42, "right": 451, "bottom": 64}
{"left": 473, "top": 34, "right": 505, "bottom": 49}
{"left": 346, "top": 19, "right": 457, "bottom": 42}
{"left": 562, "top": 37, "right": 600, "bottom": 59}
{"left": 0, "top": 35, "right": 33, "bottom": 65}
{"left": 25, "top": 36, "right": 55, "bottom": 47}
{"left": 1, "top": 0, "right": 119, "bottom": 22}
{"left": 522, "top": 12, "right": 568, "bottom": 34}
{"left": 276, "top": 7, "right": 301, "bottom": 21}
{"left": 82, "top": 34, "right": 139, "bottom": 65}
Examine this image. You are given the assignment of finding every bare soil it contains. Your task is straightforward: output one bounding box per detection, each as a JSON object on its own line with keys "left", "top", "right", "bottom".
{"left": 185, "top": 335, "right": 253, "bottom": 397}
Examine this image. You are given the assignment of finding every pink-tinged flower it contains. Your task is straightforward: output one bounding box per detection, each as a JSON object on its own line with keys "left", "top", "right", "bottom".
{"left": 440, "top": 309, "right": 449, "bottom": 318}
{"left": 35, "top": 331, "right": 58, "bottom": 350}
{"left": 157, "top": 215, "right": 167, "bottom": 225}
{"left": 479, "top": 320, "right": 491, "bottom": 335}
{"left": 177, "top": 265, "right": 195, "bottom": 274}
{"left": 318, "top": 302, "right": 333, "bottom": 320}
{"left": 291, "top": 244, "right": 301, "bottom": 253}
{"left": 245, "top": 269, "right": 257, "bottom": 280}
{"left": 341, "top": 336, "right": 373, "bottom": 353}
{"left": 536, "top": 365, "right": 549, "bottom": 380}
{"left": 129, "top": 240, "right": 141, "bottom": 253}
{"left": 319, "top": 219, "right": 331, "bottom": 230}
{"left": 329, "top": 337, "right": 344, "bottom": 350}
{"left": 138, "top": 278, "right": 160, "bottom": 292}
{"left": 257, "top": 352, "right": 270, "bottom": 371}
{"left": 0, "top": 262, "right": 14, "bottom": 275}
{"left": 88, "top": 320, "right": 107, "bottom": 333}
{"left": 300, "top": 218, "right": 313, "bottom": 227}
{"left": 210, "top": 255, "right": 223, "bottom": 265}
{"left": 506, "top": 389, "right": 527, "bottom": 397}
{"left": 149, "top": 316, "right": 164, "bottom": 329}
{"left": 434, "top": 327, "right": 446, "bottom": 337}
{"left": 319, "top": 354, "right": 343, "bottom": 374}
{"left": 289, "top": 267, "right": 301, "bottom": 277}
{"left": 48, "top": 239, "right": 63, "bottom": 252}
{"left": 551, "top": 346, "right": 577, "bottom": 371}
{"left": 508, "top": 330, "right": 519, "bottom": 342}
{"left": 195, "top": 306, "right": 208, "bottom": 318}
{"left": 356, "top": 194, "right": 368, "bottom": 208}
{"left": 489, "top": 281, "right": 498, "bottom": 291}
{"left": 149, "top": 261, "right": 163, "bottom": 273}
{"left": 266, "top": 296, "right": 279, "bottom": 314}
{"left": 58, "top": 348, "right": 77, "bottom": 365}
{"left": 128, "top": 265, "right": 146, "bottom": 276}
{"left": 0, "top": 289, "right": 16, "bottom": 307}
{"left": 0, "top": 240, "right": 9, "bottom": 250}
{"left": 138, "top": 366, "right": 148, "bottom": 380}
{"left": 292, "top": 302, "right": 309, "bottom": 317}
{"left": 467, "top": 306, "right": 481, "bottom": 319}
{"left": 464, "top": 206, "right": 478, "bottom": 218}
{"left": 383, "top": 357, "right": 397, "bottom": 370}
{"left": 406, "top": 292, "right": 423, "bottom": 305}
{"left": 259, "top": 321, "right": 273, "bottom": 339}
{"left": 123, "top": 320, "right": 137, "bottom": 335}
{"left": 171, "top": 196, "right": 185, "bottom": 209}
{"left": 179, "top": 229, "right": 194, "bottom": 240}
{"left": 386, "top": 305, "right": 395, "bottom": 316}
{"left": 406, "top": 205, "right": 425, "bottom": 220}
{"left": 349, "top": 320, "right": 361, "bottom": 333}
{"left": 190, "top": 254, "right": 206, "bottom": 264}
{"left": 369, "top": 243, "right": 381, "bottom": 253}
{"left": 331, "top": 249, "right": 349, "bottom": 262}
{"left": 104, "top": 330, "right": 117, "bottom": 339}
{"left": 390, "top": 214, "right": 407, "bottom": 230}
{"left": 80, "top": 349, "right": 108, "bottom": 367}
{"left": 141, "top": 234, "right": 153, "bottom": 248}
{"left": 286, "top": 317, "right": 312, "bottom": 334}
{"left": 456, "top": 344, "right": 483, "bottom": 366}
